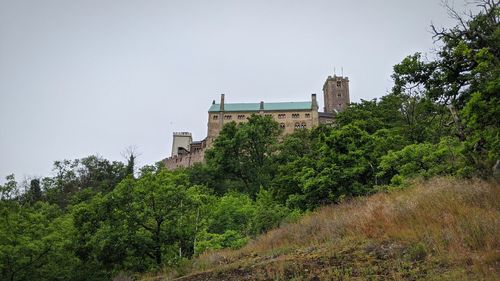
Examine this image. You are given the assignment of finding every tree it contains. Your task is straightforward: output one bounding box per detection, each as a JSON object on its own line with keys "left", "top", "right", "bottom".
{"left": 391, "top": 0, "right": 499, "bottom": 174}
{"left": 0, "top": 174, "right": 18, "bottom": 201}
{"left": 205, "top": 114, "right": 281, "bottom": 196}
{"left": 121, "top": 146, "right": 140, "bottom": 177}
{"left": 272, "top": 124, "right": 387, "bottom": 210}
{"left": 0, "top": 201, "right": 77, "bottom": 281}
{"left": 377, "top": 137, "right": 471, "bottom": 185}
{"left": 72, "top": 167, "right": 198, "bottom": 272}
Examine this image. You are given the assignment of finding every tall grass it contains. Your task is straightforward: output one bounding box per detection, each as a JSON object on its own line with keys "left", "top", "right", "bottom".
{"left": 151, "top": 178, "right": 500, "bottom": 280}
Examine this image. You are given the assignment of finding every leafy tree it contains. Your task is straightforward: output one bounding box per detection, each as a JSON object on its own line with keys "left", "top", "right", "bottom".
{"left": 44, "top": 156, "right": 128, "bottom": 208}
{"left": 205, "top": 114, "right": 281, "bottom": 196}
{"left": 0, "top": 201, "right": 77, "bottom": 281}
{"left": 272, "top": 125, "right": 387, "bottom": 210}
{"left": 72, "top": 167, "right": 199, "bottom": 272}
{"left": 207, "top": 192, "right": 255, "bottom": 235}
{"left": 251, "top": 188, "right": 290, "bottom": 234}
{"left": 24, "top": 178, "right": 43, "bottom": 205}
{"left": 0, "top": 174, "right": 18, "bottom": 201}
{"left": 377, "top": 137, "right": 472, "bottom": 185}
{"left": 391, "top": 0, "right": 499, "bottom": 174}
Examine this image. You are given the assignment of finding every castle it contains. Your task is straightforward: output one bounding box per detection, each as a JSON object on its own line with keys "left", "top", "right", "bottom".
{"left": 164, "top": 75, "right": 350, "bottom": 170}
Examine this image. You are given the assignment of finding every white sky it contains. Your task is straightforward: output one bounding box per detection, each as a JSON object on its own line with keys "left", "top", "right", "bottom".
{"left": 0, "top": 0, "right": 473, "bottom": 181}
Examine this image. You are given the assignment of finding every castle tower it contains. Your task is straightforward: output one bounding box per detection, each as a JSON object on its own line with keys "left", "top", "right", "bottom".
{"left": 323, "top": 75, "right": 350, "bottom": 113}
{"left": 171, "top": 132, "right": 192, "bottom": 157}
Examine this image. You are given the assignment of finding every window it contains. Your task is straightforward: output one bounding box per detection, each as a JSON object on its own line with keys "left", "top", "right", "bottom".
{"left": 212, "top": 115, "right": 218, "bottom": 120}
{"left": 294, "top": 122, "right": 301, "bottom": 129}
{"left": 278, "top": 113, "right": 286, "bottom": 119}
{"left": 336, "top": 81, "right": 341, "bottom": 87}
{"left": 265, "top": 114, "right": 272, "bottom": 117}
{"left": 280, "top": 123, "right": 285, "bottom": 129}
{"left": 292, "top": 113, "right": 300, "bottom": 119}
{"left": 337, "top": 92, "right": 342, "bottom": 97}
{"left": 305, "top": 113, "right": 310, "bottom": 118}
{"left": 237, "top": 114, "right": 245, "bottom": 120}
{"left": 224, "top": 115, "right": 232, "bottom": 120}
{"left": 301, "top": 122, "right": 306, "bottom": 128}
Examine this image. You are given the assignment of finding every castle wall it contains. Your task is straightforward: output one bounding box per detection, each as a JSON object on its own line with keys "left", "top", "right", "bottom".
{"left": 163, "top": 146, "right": 206, "bottom": 170}
{"left": 206, "top": 109, "right": 316, "bottom": 146}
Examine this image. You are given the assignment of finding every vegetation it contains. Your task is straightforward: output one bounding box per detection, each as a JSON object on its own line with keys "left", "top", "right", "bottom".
{"left": 154, "top": 178, "right": 499, "bottom": 280}
{"left": 0, "top": 1, "right": 498, "bottom": 280}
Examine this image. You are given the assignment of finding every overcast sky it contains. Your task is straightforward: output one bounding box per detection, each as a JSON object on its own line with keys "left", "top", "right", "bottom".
{"left": 0, "top": 0, "right": 473, "bottom": 181}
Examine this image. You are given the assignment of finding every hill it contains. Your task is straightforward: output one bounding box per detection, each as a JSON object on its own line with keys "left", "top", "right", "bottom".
{"left": 145, "top": 178, "right": 499, "bottom": 280}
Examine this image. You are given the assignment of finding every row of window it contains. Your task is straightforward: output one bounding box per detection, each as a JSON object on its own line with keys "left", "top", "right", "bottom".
{"left": 213, "top": 113, "right": 311, "bottom": 120}
{"left": 279, "top": 122, "right": 307, "bottom": 129}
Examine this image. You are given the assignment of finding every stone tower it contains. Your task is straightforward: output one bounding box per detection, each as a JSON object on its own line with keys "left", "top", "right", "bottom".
{"left": 323, "top": 75, "right": 350, "bottom": 113}
{"left": 171, "top": 132, "right": 192, "bottom": 157}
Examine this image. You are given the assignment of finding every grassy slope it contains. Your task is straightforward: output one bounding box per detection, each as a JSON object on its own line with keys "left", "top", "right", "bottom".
{"left": 145, "top": 178, "right": 500, "bottom": 281}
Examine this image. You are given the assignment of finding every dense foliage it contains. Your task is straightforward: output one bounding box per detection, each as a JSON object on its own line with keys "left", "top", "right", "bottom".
{"left": 0, "top": 2, "right": 498, "bottom": 280}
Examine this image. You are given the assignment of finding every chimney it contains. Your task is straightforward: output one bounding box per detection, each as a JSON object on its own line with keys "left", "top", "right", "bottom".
{"left": 212, "top": 100, "right": 215, "bottom": 105}
{"left": 260, "top": 101, "right": 264, "bottom": 111}
{"left": 220, "top": 94, "right": 225, "bottom": 111}
{"left": 311, "top": 93, "right": 318, "bottom": 110}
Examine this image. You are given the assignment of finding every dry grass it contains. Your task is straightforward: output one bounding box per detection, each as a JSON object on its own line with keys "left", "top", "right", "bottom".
{"left": 149, "top": 177, "right": 500, "bottom": 280}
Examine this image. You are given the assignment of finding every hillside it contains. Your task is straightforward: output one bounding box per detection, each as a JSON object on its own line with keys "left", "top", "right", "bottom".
{"left": 146, "top": 178, "right": 499, "bottom": 280}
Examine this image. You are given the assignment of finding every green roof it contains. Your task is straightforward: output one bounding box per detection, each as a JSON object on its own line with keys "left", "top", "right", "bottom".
{"left": 209, "top": 102, "right": 312, "bottom": 112}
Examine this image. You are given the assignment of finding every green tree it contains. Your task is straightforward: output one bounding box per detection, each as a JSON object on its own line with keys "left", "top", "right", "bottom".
{"left": 0, "top": 201, "right": 77, "bottom": 281}
{"left": 205, "top": 114, "right": 281, "bottom": 196}
{"left": 391, "top": 1, "right": 499, "bottom": 174}
{"left": 273, "top": 125, "right": 388, "bottom": 210}
{"left": 377, "top": 137, "right": 471, "bottom": 185}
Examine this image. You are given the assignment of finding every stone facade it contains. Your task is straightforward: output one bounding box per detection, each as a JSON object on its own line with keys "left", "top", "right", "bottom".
{"left": 205, "top": 94, "right": 319, "bottom": 147}
{"left": 163, "top": 75, "right": 350, "bottom": 170}
{"left": 323, "top": 75, "right": 350, "bottom": 113}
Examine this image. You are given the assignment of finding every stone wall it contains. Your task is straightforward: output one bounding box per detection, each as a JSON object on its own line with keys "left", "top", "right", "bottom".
{"left": 163, "top": 146, "right": 206, "bottom": 170}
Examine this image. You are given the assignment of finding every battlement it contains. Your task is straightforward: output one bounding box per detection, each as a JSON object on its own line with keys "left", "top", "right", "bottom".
{"left": 173, "top": 132, "right": 192, "bottom": 136}
{"left": 326, "top": 75, "right": 349, "bottom": 80}
{"left": 163, "top": 142, "right": 206, "bottom": 169}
